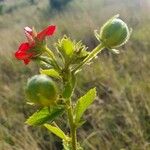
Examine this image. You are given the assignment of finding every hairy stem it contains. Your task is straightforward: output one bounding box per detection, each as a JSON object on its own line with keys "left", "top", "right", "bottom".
{"left": 66, "top": 99, "right": 77, "bottom": 150}
{"left": 44, "top": 46, "right": 61, "bottom": 71}
{"left": 72, "top": 43, "right": 104, "bottom": 73}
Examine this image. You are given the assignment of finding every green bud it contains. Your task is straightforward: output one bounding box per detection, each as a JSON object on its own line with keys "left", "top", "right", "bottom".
{"left": 25, "top": 75, "right": 58, "bottom": 106}
{"left": 56, "top": 36, "right": 74, "bottom": 62}
{"left": 71, "top": 41, "right": 89, "bottom": 64}
{"left": 99, "top": 15, "right": 131, "bottom": 48}
{"left": 56, "top": 36, "right": 89, "bottom": 65}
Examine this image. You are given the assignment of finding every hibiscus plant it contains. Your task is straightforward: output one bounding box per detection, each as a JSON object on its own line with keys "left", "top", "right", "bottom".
{"left": 15, "top": 15, "right": 131, "bottom": 150}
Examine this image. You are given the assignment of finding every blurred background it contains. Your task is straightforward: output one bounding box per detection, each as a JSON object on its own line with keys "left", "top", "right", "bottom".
{"left": 0, "top": 0, "right": 150, "bottom": 149}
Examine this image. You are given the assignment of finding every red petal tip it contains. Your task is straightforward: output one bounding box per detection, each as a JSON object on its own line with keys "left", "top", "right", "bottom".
{"left": 37, "top": 25, "right": 56, "bottom": 41}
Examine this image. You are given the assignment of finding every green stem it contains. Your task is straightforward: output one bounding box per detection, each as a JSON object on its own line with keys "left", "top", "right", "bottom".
{"left": 44, "top": 46, "right": 61, "bottom": 72}
{"left": 72, "top": 43, "right": 105, "bottom": 73}
{"left": 44, "top": 46, "right": 56, "bottom": 60}
{"left": 63, "top": 44, "right": 104, "bottom": 150}
{"left": 66, "top": 99, "right": 77, "bottom": 150}
{"left": 38, "top": 56, "right": 51, "bottom": 64}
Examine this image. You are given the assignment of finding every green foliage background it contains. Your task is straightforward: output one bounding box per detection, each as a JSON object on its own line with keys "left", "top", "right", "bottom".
{"left": 0, "top": 0, "right": 150, "bottom": 149}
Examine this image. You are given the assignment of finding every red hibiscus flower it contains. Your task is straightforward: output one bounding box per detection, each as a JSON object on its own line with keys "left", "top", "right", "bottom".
{"left": 15, "top": 25, "right": 56, "bottom": 64}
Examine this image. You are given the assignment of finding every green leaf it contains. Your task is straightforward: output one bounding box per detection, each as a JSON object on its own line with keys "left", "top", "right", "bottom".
{"left": 26, "top": 106, "right": 64, "bottom": 126}
{"left": 57, "top": 36, "right": 74, "bottom": 62}
{"left": 44, "top": 124, "right": 69, "bottom": 141}
{"left": 74, "top": 88, "right": 96, "bottom": 123}
{"left": 62, "top": 37, "right": 74, "bottom": 57}
{"left": 40, "top": 69, "right": 61, "bottom": 79}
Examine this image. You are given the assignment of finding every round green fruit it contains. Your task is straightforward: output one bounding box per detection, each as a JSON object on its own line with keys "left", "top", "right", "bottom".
{"left": 26, "top": 75, "right": 58, "bottom": 106}
{"left": 100, "top": 16, "right": 130, "bottom": 48}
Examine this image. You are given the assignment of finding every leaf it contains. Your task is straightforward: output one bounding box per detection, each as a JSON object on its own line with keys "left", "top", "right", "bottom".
{"left": 26, "top": 106, "right": 64, "bottom": 126}
{"left": 62, "top": 37, "right": 74, "bottom": 58}
{"left": 40, "top": 69, "right": 61, "bottom": 79}
{"left": 74, "top": 88, "right": 96, "bottom": 123}
{"left": 57, "top": 36, "right": 74, "bottom": 62}
{"left": 44, "top": 124, "right": 69, "bottom": 141}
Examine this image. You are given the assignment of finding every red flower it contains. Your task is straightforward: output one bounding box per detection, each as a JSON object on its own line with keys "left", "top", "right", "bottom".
{"left": 15, "top": 25, "right": 56, "bottom": 64}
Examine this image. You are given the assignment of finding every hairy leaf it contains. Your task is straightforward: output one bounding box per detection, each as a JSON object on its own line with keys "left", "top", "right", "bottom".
{"left": 74, "top": 88, "right": 96, "bottom": 123}
{"left": 44, "top": 124, "right": 69, "bottom": 141}
{"left": 40, "top": 69, "right": 61, "bottom": 79}
{"left": 26, "top": 106, "right": 64, "bottom": 126}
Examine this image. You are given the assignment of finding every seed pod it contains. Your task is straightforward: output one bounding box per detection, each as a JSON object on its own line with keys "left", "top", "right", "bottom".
{"left": 99, "top": 15, "right": 131, "bottom": 48}
{"left": 26, "top": 75, "right": 58, "bottom": 106}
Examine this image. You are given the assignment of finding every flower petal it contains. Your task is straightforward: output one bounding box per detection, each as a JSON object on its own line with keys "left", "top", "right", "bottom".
{"left": 24, "top": 58, "right": 31, "bottom": 65}
{"left": 19, "top": 42, "right": 30, "bottom": 50}
{"left": 24, "top": 27, "right": 35, "bottom": 45}
{"left": 15, "top": 42, "right": 32, "bottom": 60}
{"left": 37, "top": 25, "right": 56, "bottom": 41}
{"left": 24, "top": 26, "right": 33, "bottom": 35}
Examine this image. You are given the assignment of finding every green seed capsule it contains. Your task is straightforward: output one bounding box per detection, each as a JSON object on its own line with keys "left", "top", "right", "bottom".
{"left": 100, "top": 15, "right": 131, "bottom": 48}
{"left": 26, "top": 75, "right": 58, "bottom": 106}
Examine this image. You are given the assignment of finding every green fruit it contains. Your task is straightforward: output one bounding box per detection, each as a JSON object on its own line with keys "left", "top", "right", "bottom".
{"left": 26, "top": 75, "right": 58, "bottom": 106}
{"left": 100, "top": 15, "right": 131, "bottom": 48}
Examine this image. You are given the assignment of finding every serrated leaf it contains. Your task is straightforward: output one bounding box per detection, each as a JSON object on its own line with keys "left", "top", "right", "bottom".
{"left": 57, "top": 36, "right": 74, "bottom": 62}
{"left": 26, "top": 106, "right": 64, "bottom": 126}
{"left": 40, "top": 69, "right": 61, "bottom": 79}
{"left": 62, "top": 38, "right": 74, "bottom": 57}
{"left": 44, "top": 124, "right": 69, "bottom": 141}
{"left": 74, "top": 88, "right": 96, "bottom": 123}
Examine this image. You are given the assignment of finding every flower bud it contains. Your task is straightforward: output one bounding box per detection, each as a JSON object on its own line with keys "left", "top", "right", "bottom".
{"left": 99, "top": 15, "right": 131, "bottom": 48}
{"left": 26, "top": 75, "right": 58, "bottom": 106}
{"left": 56, "top": 36, "right": 88, "bottom": 65}
{"left": 57, "top": 36, "right": 74, "bottom": 62}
